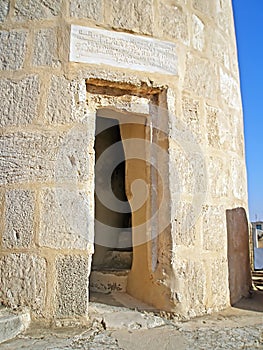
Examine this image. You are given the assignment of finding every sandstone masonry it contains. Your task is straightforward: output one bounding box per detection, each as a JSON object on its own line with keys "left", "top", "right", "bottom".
{"left": 0, "top": 0, "right": 250, "bottom": 323}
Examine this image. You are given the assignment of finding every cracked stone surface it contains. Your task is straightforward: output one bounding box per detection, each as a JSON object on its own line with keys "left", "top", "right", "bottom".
{"left": 1, "top": 292, "right": 263, "bottom": 349}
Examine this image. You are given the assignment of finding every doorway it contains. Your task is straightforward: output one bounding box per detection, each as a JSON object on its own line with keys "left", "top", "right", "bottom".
{"left": 86, "top": 82, "right": 172, "bottom": 310}
{"left": 92, "top": 115, "right": 133, "bottom": 271}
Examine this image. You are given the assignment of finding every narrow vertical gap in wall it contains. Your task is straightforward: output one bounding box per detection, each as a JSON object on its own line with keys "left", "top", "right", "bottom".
{"left": 92, "top": 115, "right": 133, "bottom": 272}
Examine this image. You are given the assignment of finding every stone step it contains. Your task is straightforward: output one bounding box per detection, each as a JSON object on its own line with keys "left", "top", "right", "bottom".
{"left": 89, "top": 270, "right": 129, "bottom": 294}
{"left": 103, "top": 250, "right": 132, "bottom": 270}
{"left": 0, "top": 306, "right": 30, "bottom": 345}
{"left": 92, "top": 250, "right": 132, "bottom": 271}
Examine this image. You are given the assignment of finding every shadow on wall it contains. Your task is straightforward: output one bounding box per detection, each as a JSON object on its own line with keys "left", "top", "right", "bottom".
{"left": 226, "top": 207, "right": 252, "bottom": 306}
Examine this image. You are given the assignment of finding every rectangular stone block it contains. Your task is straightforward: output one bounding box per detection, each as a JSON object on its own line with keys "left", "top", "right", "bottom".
{"left": 169, "top": 142, "right": 206, "bottom": 195}
{"left": 55, "top": 255, "right": 90, "bottom": 316}
{"left": 33, "top": 28, "right": 59, "bottom": 67}
{"left": 192, "top": 14, "right": 204, "bottom": 51}
{"left": 0, "top": 131, "right": 64, "bottom": 185}
{"left": 110, "top": 0, "right": 153, "bottom": 35}
{"left": 2, "top": 189, "right": 35, "bottom": 248}
{"left": 184, "top": 54, "right": 217, "bottom": 100}
{"left": 70, "top": 0, "right": 102, "bottom": 21}
{"left": 0, "top": 127, "right": 92, "bottom": 185}
{"left": 0, "top": 76, "right": 39, "bottom": 127}
{"left": 0, "top": 253, "right": 46, "bottom": 316}
{"left": 175, "top": 259, "right": 206, "bottom": 317}
{"left": 0, "top": 0, "right": 9, "bottom": 22}
{"left": 182, "top": 97, "right": 202, "bottom": 144}
{"left": 172, "top": 202, "right": 196, "bottom": 247}
{"left": 14, "top": 0, "right": 62, "bottom": 21}
{"left": 45, "top": 77, "right": 91, "bottom": 126}
{"left": 230, "top": 157, "right": 247, "bottom": 201}
{"left": 210, "top": 29, "right": 230, "bottom": 70}
{"left": 192, "top": 0, "right": 215, "bottom": 17}
{"left": 229, "top": 110, "right": 244, "bottom": 154}
{"left": 207, "top": 155, "right": 229, "bottom": 198}
{"left": 216, "top": 0, "right": 232, "bottom": 36}
{"left": 39, "top": 188, "right": 91, "bottom": 250}
{"left": 51, "top": 125, "right": 92, "bottom": 183}
{"left": 158, "top": 2, "right": 188, "bottom": 44}
{"left": 220, "top": 68, "right": 240, "bottom": 109}
{"left": 206, "top": 104, "right": 232, "bottom": 150}
{"left": 45, "top": 76, "right": 74, "bottom": 124}
{"left": 211, "top": 257, "right": 229, "bottom": 309}
{"left": 89, "top": 270, "right": 128, "bottom": 293}
{"left": 185, "top": 260, "right": 206, "bottom": 316}
{"left": 0, "top": 30, "right": 27, "bottom": 70}
{"left": 202, "top": 205, "right": 226, "bottom": 251}
{"left": 70, "top": 26, "right": 177, "bottom": 75}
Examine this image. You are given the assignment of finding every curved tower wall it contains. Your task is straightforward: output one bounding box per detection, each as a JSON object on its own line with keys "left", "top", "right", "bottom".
{"left": 0, "top": 0, "right": 249, "bottom": 321}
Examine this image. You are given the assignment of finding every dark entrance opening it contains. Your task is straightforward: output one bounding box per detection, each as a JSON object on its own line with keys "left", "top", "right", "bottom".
{"left": 92, "top": 115, "right": 132, "bottom": 271}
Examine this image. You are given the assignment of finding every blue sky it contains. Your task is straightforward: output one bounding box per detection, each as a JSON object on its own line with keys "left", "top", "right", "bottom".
{"left": 232, "top": 0, "right": 263, "bottom": 221}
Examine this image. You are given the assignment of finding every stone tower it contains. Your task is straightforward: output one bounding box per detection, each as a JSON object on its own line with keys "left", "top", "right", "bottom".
{"left": 0, "top": 0, "right": 251, "bottom": 323}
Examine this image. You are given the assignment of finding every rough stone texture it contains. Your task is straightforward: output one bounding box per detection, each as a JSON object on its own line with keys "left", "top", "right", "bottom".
{"left": 102, "top": 310, "right": 165, "bottom": 330}
{"left": 172, "top": 202, "right": 196, "bottom": 246}
{"left": 192, "top": 0, "right": 215, "bottom": 18}
{"left": 54, "top": 125, "right": 91, "bottom": 183}
{"left": 220, "top": 67, "right": 240, "bottom": 109}
{"left": 170, "top": 142, "right": 206, "bottom": 196}
{"left": 210, "top": 257, "right": 229, "bottom": 309}
{"left": 192, "top": 14, "right": 204, "bottom": 51}
{"left": 158, "top": 2, "right": 188, "bottom": 44}
{"left": 0, "top": 0, "right": 248, "bottom": 323}
{"left": 206, "top": 104, "right": 232, "bottom": 150}
{"left": 0, "top": 30, "right": 27, "bottom": 70}
{"left": 33, "top": 28, "right": 59, "bottom": 67}
{"left": 177, "top": 259, "right": 206, "bottom": 317}
{"left": 14, "top": 0, "right": 62, "bottom": 21}
{"left": 110, "top": 0, "right": 153, "bottom": 35}
{"left": 45, "top": 75, "right": 72, "bottom": 124}
{"left": 0, "top": 190, "right": 5, "bottom": 234}
{"left": 207, "top": 155, "right": 230, "bottom": 198}
{"left": 230, "top": 157, "right": 247, "bottom": 201}
{"left": 226, "top": 207, "right": 251, "bottom": 305}
{"left": 0, "top": 308, "right": 30, "bottom": 345}
{"left": 55, "top": 255, "right": 90, "bottom": 316}
{"left": 206, "top": 106, "right": 221, "bottom": 148}
{"left": 0, "top": 127, "right": 91, "bottom": 185}
{"left": 216, "top": 0, "right": 233, "bottom": 36}
{"left": 230, "top": 110, "right": 245, "bottom": 154}
{"left": 1, "top": 319, "right": 263, "bottom": 349}
{"left": 210, "top": 29, "right": 230, "bottom": 69}
{"left": 182, "top": 97, "right": 202, "bottom": 143}
{"left": 0, "top": 131, "right": 65, "bottom": 184}
{"left": 39, "top": 188, "right": 90, "bottom": 250}
{"left": 0, "top": 254, "right": 46, "bottom": 316}
{"left": 3, "top": 189, "right": 35, "bottom": 248}
{"left": 0, "top": 76, "right": 39, "bottom": 127}
{"left": 70, "top": 0, "right": 103, "bottom": 21}
{"left": 202, "top": 205, "right": 226, "bottom": 251}
{"left": 184, "top": 54, "right": 217, "bottom": 99}
{"left": 90, "top": 271, "right": 128, "bottom": 294}
{"left": 0, "top": 0, "right": 9, "bottom": 23}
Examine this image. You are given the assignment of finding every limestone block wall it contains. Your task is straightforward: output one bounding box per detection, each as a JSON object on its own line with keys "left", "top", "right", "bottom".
{"left": 0, "top": 0, "right": 248, "bottom": 321}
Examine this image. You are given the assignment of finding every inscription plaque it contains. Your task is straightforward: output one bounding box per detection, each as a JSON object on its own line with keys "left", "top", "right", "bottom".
{"left": 70, "top": 25, "right": 177, "bottom": 75}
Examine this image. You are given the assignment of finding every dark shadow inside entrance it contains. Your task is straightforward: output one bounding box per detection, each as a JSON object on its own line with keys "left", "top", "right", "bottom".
{"left": 92, "top": 116, "right": 132, "bottom": 271}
